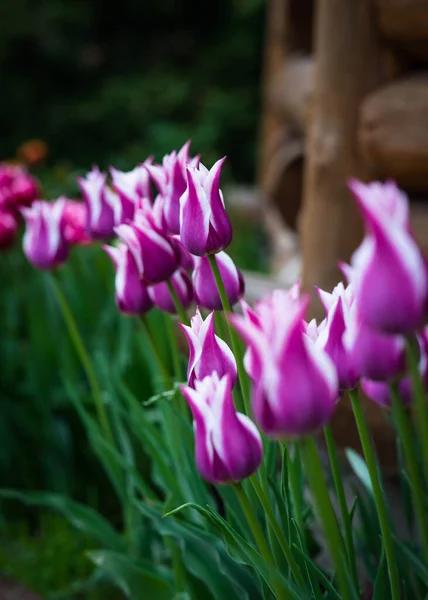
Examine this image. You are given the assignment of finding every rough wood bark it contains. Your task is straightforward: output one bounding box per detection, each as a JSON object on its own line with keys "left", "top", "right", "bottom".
{"left": 299, "top": 0, "right": 381, "bottom": 316}
{"left": 359, "top": 75, "right": 428, "bottom": 189}
{"left": 268, "top": 54, "right": 314, "bottom": 132}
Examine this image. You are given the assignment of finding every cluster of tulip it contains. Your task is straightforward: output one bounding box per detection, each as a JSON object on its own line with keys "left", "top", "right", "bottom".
{"left": 19, "top": 141, "right": 428, "bottom": 599}
{"left": 0, "top": 164, "right": 38, "bottom": 249}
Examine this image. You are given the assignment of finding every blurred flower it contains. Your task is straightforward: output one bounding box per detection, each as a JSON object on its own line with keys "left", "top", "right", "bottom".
{"left": 60, "top": 199, "right": 91, "bottom": 245}
{"left": 147, "top": 268, "right": 193, "bottom": 314}
{"left": 349, "top": 179, "right": 427, "bottom": 333}
{"left": 0, "top": 210, "right": 18, "bottom": 249}
{"left": 17, "top": 139, "right": 48, "bottom": 166}
{"left": 110, "top": 158, "right": 153, "bottom": 223}
{"left": 193, "top": 251, "right": 244, "bottom": 311}
{"left": 361, "top": 378, "right": 413, "bottom": 408}
{"left": 239, "top": 299, "right": 262, "bottom": 380}
{"left": 103, "top": 243, "right": 153, "bottom": 315}
{"left": 180, "top": 373, "right": 262, "bottom": 484}
{"left": 230, "top": 288, "right": 338, "bottom": 438}
{"left": 179, "top": 157, "right": 232, "bottom": 256}
{"left": 21, "top": 200, "right": 69, "bottom": 269}
{"left": 115, "top": 213, "right": 179, "bottom": 284}
{"left": 0, "top": 164, "right": 38, "bottom": 211}
{"left": 181, "top": 309, "right": 237, "bottom": 387}
{"left": 170, "top": 234, "right": 195, "bottom": 271}
{"left": 146, "top": 141, "right": 197, "bottom": 234}
{"left": 78, "top": 167, "right": 120, "bottom": 239}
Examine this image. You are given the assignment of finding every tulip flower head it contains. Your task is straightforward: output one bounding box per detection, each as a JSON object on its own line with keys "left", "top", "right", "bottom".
{"left": 110, "top": 158, "right": 153, "bottom": 223}
{"left": 22, "top": 200, "right": 69, "bottom": 269}
{"left": 349, "top": 179, "right": 427, "bottom": 333}
{"left": 0, "top": 164, "right": 38, "bottom": 211}
{"left": 78, "top": 167, "right": 120, "bottom": 239}
{"left": 146, "top": 141, "right": 196, "bottom": 235}
{"left": 179, "top": 157, "right": 232, "bottom": 256}
{"left": 115, "top": 212, "right": 179, "bottom": 285}
{"left": 103, "top": 243, "right": 153, "bottom": 315}
{"left": 60, "top": 199, "right": 91, "bottom": 245}
{"left": 148, "top": 268, "right": 193, "bottom": 314}
{"left": 230, "top": 287, "right": 339, "bottom": 438}
{"left": 0, "top": 210, "right": 18, "bottom": 249}
{"left": 193, "top": 251, "right": 245, "bottom": 311}
{"left": 181, "top": 309, "right": 237, "bottom": 387}
{"left": 180, "top": 373, "right": 262, "bottom": 484}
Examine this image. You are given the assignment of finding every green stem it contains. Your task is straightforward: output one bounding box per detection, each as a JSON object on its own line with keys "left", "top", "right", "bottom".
{"left": 300, "top": 436, "right": 352, "bottom": 600}
{"left": 167, "top": 280, "right": 190, "bottom": 325}
{"left": 390, "top": 383, "right": 428, "bottom": 564}
{"left": 233, "top": 483, "right": 289, "bottom": 600}
{"left": 208, "top": 254, "right": 250, "bottom": 413}
{"left": 50, "top": 273, "right": 115, "bottom": 446}
{"left": 164, "top": 314, "right": 182, "bottom": 381}
{"left": 138, "top": 315, "right": 172, "bottom": 387}
{"left": 349, "top": 389, "right": 400, "bottom": 600}
{"left": 406, "top": 337, "right": 428, "bottom": 486}
{"left": 287, "top": 444, "right": 307, "bottom": 551}
{"left": 324, "top": 425, "right": 359, "bottom": 590}
{"left": 250, "top": 474, "right": 305, "bottom": 587}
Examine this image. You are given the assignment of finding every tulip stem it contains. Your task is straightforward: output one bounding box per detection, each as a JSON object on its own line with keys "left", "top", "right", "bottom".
{"left": 233, "top": 483, "right": 289, "bottom": 600}
{"left": 300, "top": 436, "right": 352, "bottom": 600}
{"left": 49, "top": 273, "right": 115, "bottom": 446}
{"left": 349, "top": 389, "right": 400, "bottom": 600}
{"left": 164, "top": 314, "right": 182, "bottom": 382}
{"left": 167, "top": 280, "right": 190, "bottom": 326}
{"left": 208, "top": 254, "right": 250, "bottom": 414}
{"left": 406, "top": 337, "right": 428, "bottom": 487}
{"left": 390, "top": 382, "right": 428, "bottom": 564}
{"left": 324, "top": 425, "right": 359, "bottom": 590}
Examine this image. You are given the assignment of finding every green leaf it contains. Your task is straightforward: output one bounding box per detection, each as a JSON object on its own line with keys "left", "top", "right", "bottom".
{"left": 87, "top": 550, "right": 172, "bottom": 599}
{"left": 292, "top": 544, "right": 340, "bottom": 600}
{"left": 396, "top": 539, "right": 428, "bottom": 586}
{"left": 0, "top": 489, "right": 125, "bottom": 551}
{"left": 372, "top": 550, "right": 387, "bottom": 600}
{"left": 345, "top": 449, "right": 373, "bottom": 495}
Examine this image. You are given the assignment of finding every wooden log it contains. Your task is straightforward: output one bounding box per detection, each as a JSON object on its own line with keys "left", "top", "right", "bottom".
{"left": 376, "top": 0, "right": 428, "bottom": 62}
{"left": 268, "top": 54, "right": 314, "bottom": 132}
{"left": 359, "top": 75, "right": 428, "bottom": 190}
{"left": 299, "top": 0, "right": 381, "bottom": 318}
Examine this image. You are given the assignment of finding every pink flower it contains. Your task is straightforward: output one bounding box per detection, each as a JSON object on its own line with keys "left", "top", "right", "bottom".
{"left": 78, "top": 167, "right": 120, "bottom": 239}
{"left": 0, "top": 210, "right": 18, "bottom": 249}
{"left": 110, "top": 157, "right": 153, "bottom": 223}
{"left": 148, "top": 268, "right": 193, "bottom": 314}
{"left": 0, "top": 164, "right": 38, "bottom": 211}
{"left": 179, "top": 157, "right": 232, "bottom": 256}
{"left": 103, "top": 243, "right": 153, "bottom": 315}
{"left": 192, "top": 251, "right": 245, "bottom": 311}
{"left": 60, "top": 199, "right": 91, "bottom": 245}
{"left": 21, "top": 200, "right": 69, "bottom": 269}
{"left": 181, "top": 309, "right": 237, "bottom": 387}
{"left": 180, "top": 373, "right": 262, "bottom": 484}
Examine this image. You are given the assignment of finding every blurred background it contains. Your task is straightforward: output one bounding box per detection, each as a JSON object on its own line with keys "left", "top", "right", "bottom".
{"left": 0, "top": 1, "right": 267, "bottom": 598}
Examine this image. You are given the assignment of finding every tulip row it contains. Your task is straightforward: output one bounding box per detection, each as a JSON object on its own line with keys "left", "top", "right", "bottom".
{"left": 16, "top": 141, "right": 428, "bottom": 599}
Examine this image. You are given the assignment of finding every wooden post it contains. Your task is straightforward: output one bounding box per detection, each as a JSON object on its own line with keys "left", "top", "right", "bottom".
{"left": 299, "top": 0, "right": 380, "bottom": 315}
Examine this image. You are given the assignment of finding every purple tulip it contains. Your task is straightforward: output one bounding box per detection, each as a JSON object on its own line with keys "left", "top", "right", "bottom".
{"left": 180, "top": 373, "right": 262, "bottom": 484}
{"left": 146, "top": 141, "right": 195, "bottom": 235}
{"left": 193, "top": 251, "right": 245, "bottom": 311}
{"left": 179, "top": 157, "right": 232, "bottom": 256}
{"left": 115, "top": 212, "right": 179, "bottom": 285}
{"left": 181, "top": 309, "right": 237, "bottom": 387}
{"left": 0, "top": 164, "right": 38, "bottom": 211}
{"left": 103, "top": 244, "right": 153, "bottom": 315}
{"left": 170, "top": 234, "right": 195, "bottom": 271}
{"left": 78, "top": 167, "right": 120, "bottom": 239}
{"left": 230, "top": 288, "right": 338, "bottom": 439}
{"left": 0, "top": 210, "right": 18, "bottom": 249}
{"left": 239, "top": 300, "right": 262, "bottom": 381}
{"left": 349, "top": 179, "right": 427, "bottom": 333}
{"left": 21, "top": 200, "right": 69, "bottom": 269}
{"left": 361, "top": 378, "right": 413, "bottom": 408}
{"left": 110, "top": 158, "right": 153, "bottom": 224}
{"left": 316, "top": 282, "right": 359, "bottom": 390}
{"left": 148, "top": 268, "right": 193, "bottom": 314}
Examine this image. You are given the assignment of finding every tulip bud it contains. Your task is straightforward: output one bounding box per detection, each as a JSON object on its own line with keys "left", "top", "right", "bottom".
{"left": 230, "top": 291, "right": 339, "bottom": 438}
{"left": 148, "top": 268, "right": 193, "bottom": 314}
{"left": 349, "top": 179, "right": 427, "bottom": 333}
{"left": 179, "top": 157, "right": 232, "bottom": 256}
{"left": 181, "top": 309, "right": 237, "bottom": 387}
{"left": 78, "top": 167, "right": 120, "bottom": 239}
{"left": 0, "top": 210, "right": 18, "bottom": 249}
{"left": 146, "top": 141, "right": 193, "bottom": 234}
{"left": 110, "top": 158, "right": 153, "bottom": 223}
{"left": 193, "top": 251, "right": 244, "bottom": 311}
{"left": 60, "top": 199, "right": 91, "bottom": 245}
{"left": 115, "top": 213, "right": 179, "bottom": 285}
{"left": 180, "top": 373, "right": 262, "bottom": 484}
{"left": 103, "top": 243, "right": 153, "bottom": 315}
{"left": 21, "top": 200, "right": 69, "bottom": 269}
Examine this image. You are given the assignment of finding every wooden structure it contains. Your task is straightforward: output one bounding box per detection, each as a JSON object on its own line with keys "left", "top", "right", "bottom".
{"left": 258, "top": 0, "right": 428, "bottom": 466}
